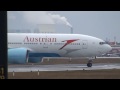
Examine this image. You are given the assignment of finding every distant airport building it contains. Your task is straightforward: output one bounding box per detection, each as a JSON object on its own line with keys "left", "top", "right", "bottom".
{"left": 8, "top": 24, "right": 71, "bottom": 34}
{"left": 8, "top": 29, "right": 32, "bottom": 33}
{"left": 34, "top": 24, "right": 55, "bottom": 33}
{"left": 105, "top": 41, "right": 120, "bottom": 57}
{"left": 8, "top": 24, "right": 56, "bottom": 33}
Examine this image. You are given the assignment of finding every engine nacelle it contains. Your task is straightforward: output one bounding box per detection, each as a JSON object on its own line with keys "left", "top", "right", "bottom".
{"left": 8, "top": 48, "right": 29, "bottom": 64}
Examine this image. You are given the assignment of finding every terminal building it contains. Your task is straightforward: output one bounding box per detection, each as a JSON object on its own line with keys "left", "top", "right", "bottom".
{"left": 8, "top": 24, "right": 55, "bottom": 33}
{"left": 34, "top": 24, "right": 55, "bottom": 33}
{"left": 8, "top": 24, "right": 71, "bottom": 34}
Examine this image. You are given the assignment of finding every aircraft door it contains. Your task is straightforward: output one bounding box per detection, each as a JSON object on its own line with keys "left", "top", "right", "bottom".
{"left": 82, "top": 40, "right": 88, "bottom": 49}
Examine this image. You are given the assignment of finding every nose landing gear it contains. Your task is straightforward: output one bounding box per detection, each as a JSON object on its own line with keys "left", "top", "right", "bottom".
{"left": 87, "top": 60, "right": 93, "bottom": 67}
{"left": 87, "top": 63, "right": 92, "bottom": 67}
{"left": 87, "top": 56, "right": 96, "bottom": 67}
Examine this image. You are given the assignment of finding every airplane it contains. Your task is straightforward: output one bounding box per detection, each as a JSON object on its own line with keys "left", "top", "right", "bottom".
{"left": 8, "top": 33, "right": 112, "bottom": 67}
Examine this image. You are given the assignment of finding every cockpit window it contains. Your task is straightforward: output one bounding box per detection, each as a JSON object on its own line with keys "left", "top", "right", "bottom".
{"left": 99, "top": 42, "right": 107, "bottom": 45}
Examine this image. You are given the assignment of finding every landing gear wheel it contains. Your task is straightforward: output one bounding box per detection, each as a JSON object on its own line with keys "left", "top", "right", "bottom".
{"left": 87, "top": 63, "right": 92, "bottom": 67}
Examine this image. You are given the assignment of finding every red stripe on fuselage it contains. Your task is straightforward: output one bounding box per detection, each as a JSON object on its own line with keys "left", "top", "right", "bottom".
{"left": 59, "top": 39, "right": 79, "bottom": 50}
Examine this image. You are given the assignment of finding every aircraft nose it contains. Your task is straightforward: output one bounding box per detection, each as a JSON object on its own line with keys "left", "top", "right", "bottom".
{"left": 106, "top": 44, "right": 112, "bottom": 52}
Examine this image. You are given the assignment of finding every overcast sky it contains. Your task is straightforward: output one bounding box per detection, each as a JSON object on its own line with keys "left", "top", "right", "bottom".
{"left": 8, "top": 11, "right": 120, "bottom": 42}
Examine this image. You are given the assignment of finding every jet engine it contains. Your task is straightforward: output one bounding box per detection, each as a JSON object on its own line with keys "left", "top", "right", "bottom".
{"left": 8, "top": 48, "right": 29, "bottom": 64}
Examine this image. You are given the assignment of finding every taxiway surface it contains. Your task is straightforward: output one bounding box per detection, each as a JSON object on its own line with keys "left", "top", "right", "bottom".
{"left": 8, "top": 63, "right": 120, "bottom": 72}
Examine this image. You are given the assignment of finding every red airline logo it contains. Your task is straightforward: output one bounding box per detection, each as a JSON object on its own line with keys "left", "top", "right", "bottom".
{"left": 59, "top": 39, "right": 79, "bottom": 50}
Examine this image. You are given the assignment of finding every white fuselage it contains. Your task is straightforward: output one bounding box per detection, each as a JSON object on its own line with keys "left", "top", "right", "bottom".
{"left": 8, "top": 33, "right": 112, "bottom": 57}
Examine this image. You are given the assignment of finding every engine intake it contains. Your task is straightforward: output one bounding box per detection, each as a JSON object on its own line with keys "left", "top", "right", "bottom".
{"left": 8, "top": 48, "right": 29, "bottom": 64}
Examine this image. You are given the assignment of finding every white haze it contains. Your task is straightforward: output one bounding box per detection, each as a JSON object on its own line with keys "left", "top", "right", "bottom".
{"left": 19, "top": 11, "right": 72, "bottom": 27}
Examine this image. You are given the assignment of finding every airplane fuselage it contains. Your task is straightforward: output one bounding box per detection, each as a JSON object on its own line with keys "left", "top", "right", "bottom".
{"left": 8, "top": 33, "right": 111, "bottom": 57}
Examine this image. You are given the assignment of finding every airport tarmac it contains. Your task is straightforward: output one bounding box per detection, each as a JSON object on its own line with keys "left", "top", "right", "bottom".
{"left": 8, "top": 63, "right": 120, "bottom": 72}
